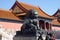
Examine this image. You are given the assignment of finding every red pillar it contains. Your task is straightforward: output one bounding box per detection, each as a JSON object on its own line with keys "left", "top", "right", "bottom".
{"left": 48, "top": 23, "right": 51, "bottom": 30}
{"left": 39, "top": 20, "right": 41, "bottom": 28}
{"left": 44, "top": 21, "right": 46, "bottom": 30}
{"left": 50, "top": 23, "right": 52, "bottom": 30}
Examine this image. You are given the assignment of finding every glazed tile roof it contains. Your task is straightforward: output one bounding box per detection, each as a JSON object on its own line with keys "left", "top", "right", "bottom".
{"left": 11, "top": 0, "right": 53, "bottom": 19}
{"left": 18, "top": 1, "right": 53, "bottom": 19}
{"left": 51, "top": 19, "right": 60, "bottom": 26}
{"left": 0, "top": 9, "right": 20, "bottom": 20}
{"left": 51, "top": 9, "right": 60, "bottom": 26}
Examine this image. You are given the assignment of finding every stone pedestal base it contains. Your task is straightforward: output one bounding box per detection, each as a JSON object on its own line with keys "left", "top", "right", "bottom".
{"left": 13, "top": 31, "right": 37, "bottom": 40}
{"left": 13, "top": 36, "right": 37, "bottom": 40}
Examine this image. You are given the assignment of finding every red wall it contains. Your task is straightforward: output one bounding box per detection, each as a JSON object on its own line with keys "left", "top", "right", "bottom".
{"left": 0, "top": 21, "right": 22, "bottom": 30}
{"left": 52, "top": 26, "right": 60, "bottom": 31}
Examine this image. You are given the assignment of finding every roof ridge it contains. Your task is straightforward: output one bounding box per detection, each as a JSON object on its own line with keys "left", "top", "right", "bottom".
{"left": 52, "top": 9, "right": 60, "bottom": 16}
{"left": 17, "top": 1, "right": 38, "bottom": 8}
{"left": 38, "top": 7, "right": 52, "bottom": 17}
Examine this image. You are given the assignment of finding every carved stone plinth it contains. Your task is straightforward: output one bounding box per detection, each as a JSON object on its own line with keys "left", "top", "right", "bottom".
{"left": 13, "top": 31, "right": 37, "bottom": 40}
{"left": 13, "top": 36, "right": 37, "bottom": 40}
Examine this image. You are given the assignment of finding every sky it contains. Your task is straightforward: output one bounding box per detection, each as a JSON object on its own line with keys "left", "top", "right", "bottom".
{"left": 0, "top": 0, "right": 60, "bottom": 15}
